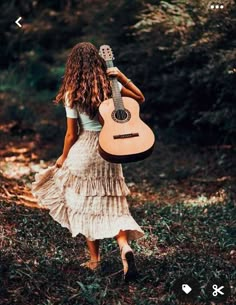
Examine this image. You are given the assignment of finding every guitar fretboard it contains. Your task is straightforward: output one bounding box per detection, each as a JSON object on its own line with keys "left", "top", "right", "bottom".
{"left": 106, "top": 60, "right": 125, "bottom": 111}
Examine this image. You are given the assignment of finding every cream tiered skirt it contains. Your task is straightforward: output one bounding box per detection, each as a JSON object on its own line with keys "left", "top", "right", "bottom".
{"left": 31, "top": 130, "right": 145, "bottom": 241}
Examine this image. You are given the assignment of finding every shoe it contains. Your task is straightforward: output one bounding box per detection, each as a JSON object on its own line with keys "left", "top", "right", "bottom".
{"left": 80, "top": 260, "right": 101, "bottom": 271}
{"left": 120, "top": 244, "right": 139, "bottom": 282}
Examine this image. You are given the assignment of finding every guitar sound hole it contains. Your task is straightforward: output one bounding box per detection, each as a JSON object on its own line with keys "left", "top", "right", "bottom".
{"left": 111, "top": 109, "right": 131, "bottom": 123}
{"left": 115, "top": 110, "right": 128, "bottom": 120}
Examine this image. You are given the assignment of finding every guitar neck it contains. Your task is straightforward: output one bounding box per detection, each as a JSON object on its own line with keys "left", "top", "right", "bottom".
{"left": 106, "top": 60, "right": 124, "bottom": 110}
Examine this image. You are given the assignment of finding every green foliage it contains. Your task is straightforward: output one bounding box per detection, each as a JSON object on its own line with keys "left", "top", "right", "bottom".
{"left": 4, "top": 104, "right": 36, "bottom": 124}
{"left": 128, "top": 1, "right": 236, "bottom": 142}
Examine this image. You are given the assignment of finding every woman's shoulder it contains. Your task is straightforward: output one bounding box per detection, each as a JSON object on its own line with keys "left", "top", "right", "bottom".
{"left": 64, "top": 92, "right": 78, "bottom": 118}
{"left": 64, "top": 91, "right": 73, "bottom": 108}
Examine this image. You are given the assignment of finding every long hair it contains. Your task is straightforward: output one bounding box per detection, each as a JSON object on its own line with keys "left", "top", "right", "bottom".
{"left": 55, "top": 42, "right": 112, "bottom": 119}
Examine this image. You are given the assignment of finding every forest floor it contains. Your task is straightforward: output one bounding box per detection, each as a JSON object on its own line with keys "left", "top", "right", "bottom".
{"left": 0, "top": 128, "right": 235, "bottom": 305}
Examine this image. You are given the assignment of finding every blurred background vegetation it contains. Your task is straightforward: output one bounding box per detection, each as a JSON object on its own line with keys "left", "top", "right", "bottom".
{"left": 0, "top": 0, "right": 235, "bottom": 146}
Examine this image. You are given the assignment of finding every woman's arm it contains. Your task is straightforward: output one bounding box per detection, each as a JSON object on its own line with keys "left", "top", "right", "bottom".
{"left": 56, "top": 118, "right": 78, "bottom": 168}
{"left": 107, "top": 67, "right": 145, "bottom": 104}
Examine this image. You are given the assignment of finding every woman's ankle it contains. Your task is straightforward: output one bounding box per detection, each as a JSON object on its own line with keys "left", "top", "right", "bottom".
{"left": 90, "top": 255, "right": 100, "bottom": 262}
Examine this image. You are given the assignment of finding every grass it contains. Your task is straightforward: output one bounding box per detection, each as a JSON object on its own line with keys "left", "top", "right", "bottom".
{"left": 0, "top": 196, "right": 235, "bottom": 305}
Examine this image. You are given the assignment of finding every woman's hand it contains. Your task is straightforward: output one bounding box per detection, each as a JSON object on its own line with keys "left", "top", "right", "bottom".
{"left": 107, "top": 67, "right": 145, "bottom": 103}
{"left": 56, "top": 155, "right": 66, "bottom": 168}
{"left": 106, "top": 67, "right": 122, "bottom": 80}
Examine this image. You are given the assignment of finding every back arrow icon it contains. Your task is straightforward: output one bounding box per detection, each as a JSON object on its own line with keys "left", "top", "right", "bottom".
{"left": 15, "top": 17, "right": 22, "bottom": 28}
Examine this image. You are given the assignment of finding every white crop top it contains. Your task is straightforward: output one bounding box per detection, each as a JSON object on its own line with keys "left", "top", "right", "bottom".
{"left": 65, "top": 82, "right": 122, "bottom": 131}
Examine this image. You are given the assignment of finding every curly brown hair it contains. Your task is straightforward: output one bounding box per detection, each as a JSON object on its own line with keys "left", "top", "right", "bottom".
{"left": 55, "top": 42, "right": 112, "bottom": 119}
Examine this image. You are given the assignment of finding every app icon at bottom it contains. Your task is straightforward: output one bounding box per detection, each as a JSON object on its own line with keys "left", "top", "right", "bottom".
{"left": 173, "top": 275, "right": 200, "bottom": 303}
{"left": 205, "top": 276, "right": 231, "bottom": 303}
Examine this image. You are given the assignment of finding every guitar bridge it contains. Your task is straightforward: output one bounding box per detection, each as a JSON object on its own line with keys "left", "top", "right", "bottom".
{"left": 113, "top": 133, "right": 139, "bottom": 139}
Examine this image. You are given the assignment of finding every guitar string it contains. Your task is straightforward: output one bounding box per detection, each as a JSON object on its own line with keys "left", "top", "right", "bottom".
{"left": 107, "top": 59, "right": 126, "bottom": 120}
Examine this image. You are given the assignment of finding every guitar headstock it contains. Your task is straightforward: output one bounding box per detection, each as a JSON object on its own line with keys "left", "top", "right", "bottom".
{"left": 99, "top": 45, "right": 114, "bottom": 62}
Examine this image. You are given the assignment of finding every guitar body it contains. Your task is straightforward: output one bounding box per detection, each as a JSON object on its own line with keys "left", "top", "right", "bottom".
{"left": 98, "top": 97, "right": 155, "bottom": 163}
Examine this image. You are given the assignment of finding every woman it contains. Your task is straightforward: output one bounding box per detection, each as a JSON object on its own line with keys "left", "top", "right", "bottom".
{"left": 32, "top": 42, "right": 145, "bottom": 282}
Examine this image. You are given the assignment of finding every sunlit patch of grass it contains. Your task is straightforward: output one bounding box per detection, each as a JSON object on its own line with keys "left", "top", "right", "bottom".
{"left": 132, "top": 199, "right": 235, "bottom": 251}
{"left": 183, "top": 188, "right": 228, "bottom": 205}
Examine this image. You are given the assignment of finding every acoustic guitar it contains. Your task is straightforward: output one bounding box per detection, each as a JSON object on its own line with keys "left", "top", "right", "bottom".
{"left": 98, "top": 45, "right": 155, "bottom": 163}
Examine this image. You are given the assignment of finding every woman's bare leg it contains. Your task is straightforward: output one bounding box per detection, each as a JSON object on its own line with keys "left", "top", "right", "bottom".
{"left": 115, "top": 229, "right": 129, "bottom": 250}
{"left": 116, "top": 230, "right": 138, "bottom": 281}
{"left": 115, "top": 230, "right": 130, "bottom": 273}
{"left": 85, "top": 238, "right": 100, "bottom": 269}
